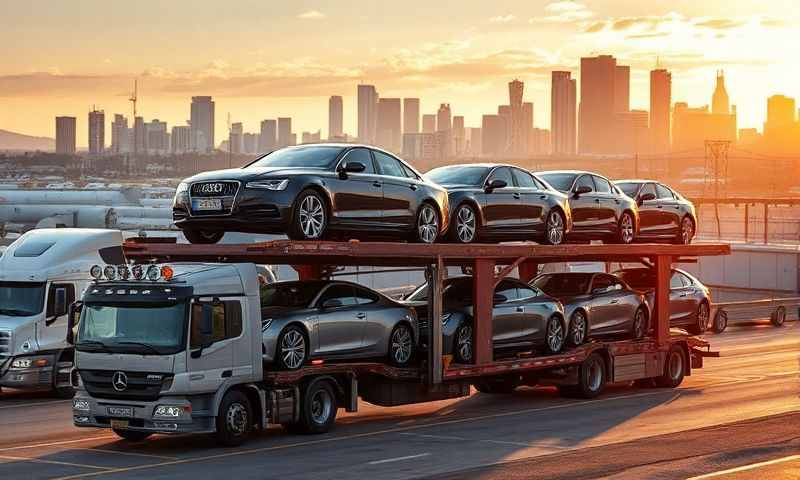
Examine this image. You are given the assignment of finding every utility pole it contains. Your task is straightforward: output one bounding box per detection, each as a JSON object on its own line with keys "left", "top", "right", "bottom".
{"left": 704, "top": 140, "right": 730, "bottom": 240}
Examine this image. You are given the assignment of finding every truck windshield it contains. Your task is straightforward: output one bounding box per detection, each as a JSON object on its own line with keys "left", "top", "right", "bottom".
{"left": 77, "top": 303, "right": 187, "bottom": 355}
{"left": 0, "top": 282, "right": 46, "bottom": 316}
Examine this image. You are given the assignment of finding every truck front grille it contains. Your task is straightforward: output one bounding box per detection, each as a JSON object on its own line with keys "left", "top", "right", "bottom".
{"left": 78, "top": 369, "right": 172, "bottom": 401}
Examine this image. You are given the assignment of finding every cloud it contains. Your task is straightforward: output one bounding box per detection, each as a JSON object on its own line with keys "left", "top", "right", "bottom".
{"left": 489, "top": 14, "right": 515, "bottom": 24}
{"left": 693, "top": 18, "right": 746, "bottom": 30}
{"left": 532, "top": 1, "right": 592, "bottom": 23}
{"left": 545, "top": 1, "right": 586, "bottom": 12}
{"left": 297, "top": 10, "right": 325, "bottom": 20}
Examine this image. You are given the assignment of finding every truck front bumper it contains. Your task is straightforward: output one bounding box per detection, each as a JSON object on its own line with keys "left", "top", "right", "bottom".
{"left": 72, "top": 391, "right": 215, "bottom": 434}
{"left": 0, "top": 353, "right": 57, "bottom": 389}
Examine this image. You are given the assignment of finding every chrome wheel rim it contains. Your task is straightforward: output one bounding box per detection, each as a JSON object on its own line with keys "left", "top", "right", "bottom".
{"left": 698, "top": 304, "right": 709, "bottom": 330}
{"left": 417, "top": 205, "right": 438, "bottom": 244}
{"left": 280, "top": 330, "right": 306, "bottom": 369}
{"left": 457, "top": 325, "right": 473, "bottom": 362}
{"left": 391, "top": 325, "right": 413, "bottom": 364}
{"left": 310, "top": 389, "right": 333, "bottom": 425}
{"left": 681, "top": 217, "right": 694, "bottom": 244}
{"left": 299, "top": 194, "right": 325, "bottom": 239}
{"left": 456, "top": 206, "right": 476, "bottom": 243}
{"left": 226, "top": 402, "right": 248, "bottom": 435}
{"left": 547, "top": 318, "right": 564, "bottom": 352}
{"left": 620, "top": 214, "right": 634, "bottom": 244}
{"left": 668, "top": 351, "right": 683, "bottom": 381}
{"left": 588, "top": 360, "right": 603, "bottom": 392}
{"left": 571, "top": 312, "right": 586, "bottom": 344}
{"left": 547, "top": 211, "right": 565, "bottom": 245}
{"left": 634, "top": 309, "right": 645, "bottom": 338}
{"left": 775, "top": 308, "right": 786, "bottom": 325}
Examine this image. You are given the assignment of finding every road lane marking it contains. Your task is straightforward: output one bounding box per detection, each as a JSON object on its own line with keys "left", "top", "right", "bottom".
{"left": 0, "top": 435, "right": 117, "bottom": 452}
{"left": 67, "top": 447, "right": 179, "bottom": 460}
{"left": 399, "top": 432, "right": 467, "bottom": 441}
{"left": 686, "top": 454, "right": 800, "bottom": 479}
{"left": 0, "top": 399, "right": 71, "bottom": 410}
{"left": 368, "top": 453, "right": 431, "bottom": 465}
{"left": 0, "top": 454, "right": 109, "bottom": 470}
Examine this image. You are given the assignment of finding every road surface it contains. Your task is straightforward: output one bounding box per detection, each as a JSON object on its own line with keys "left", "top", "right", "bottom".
{"left": 0, "top": 320, "right": 797, "bottom": 480}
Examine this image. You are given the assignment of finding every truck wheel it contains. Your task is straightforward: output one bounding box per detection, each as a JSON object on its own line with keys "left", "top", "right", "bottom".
{"left": 712, "top": 309, "right": 728, "bottom": 333}
{"left": 655, "top": 345, "right": 686, "bottom": 388}
{"left": 771, "top": 306, "right": 787, "bottom": 327}
{"left": 112, "top": 429, "right": 152, "bottom": 442}
{"left": 558, "top": 352, "right": 606, "bottom": 399}
{"left": 183, "top": 229, "right": 224, "bottom": 244}
{"left": 474, "top": 375, "right": 520, "bottom": 394}
{"left": 388, "top": 323, "right": 414, "bottom": 367}
{"left": 298, "top": 380, "right": 337, "bottom": 434}
{"left": 215, "top": 390, "right": 252, "bottom": 446}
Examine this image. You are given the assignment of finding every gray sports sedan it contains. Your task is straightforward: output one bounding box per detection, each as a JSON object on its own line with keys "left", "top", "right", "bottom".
{"left": 404, "top": 276, "right": 567, "bottom": 363}
{"left": 531, "top": 272, "right": 649, "bottom": 345}
{"left": 260, "top": 280, "right": 417, "bottom": 370}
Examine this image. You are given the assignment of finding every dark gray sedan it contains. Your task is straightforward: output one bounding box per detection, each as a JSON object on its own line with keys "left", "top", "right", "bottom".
{"left": 404, "top": 276, "right": 566, "bottom": 363}
{"left": 260, "top": 280, "right": 417, "bottom": 370}
{"left": 531, "top": 272, "right": 649, "bottom": 344}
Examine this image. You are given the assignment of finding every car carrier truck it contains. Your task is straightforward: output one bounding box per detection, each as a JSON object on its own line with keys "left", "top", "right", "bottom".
{"left": 69, "top": 238, "right": 729, "bottom": 445}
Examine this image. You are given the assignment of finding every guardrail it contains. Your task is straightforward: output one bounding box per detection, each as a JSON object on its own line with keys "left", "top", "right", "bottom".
{"left": 690, "top": 197, "right": 800, "bottom": 244}
{"left": 710, "top": 297, "right": 800, "bottom": 333}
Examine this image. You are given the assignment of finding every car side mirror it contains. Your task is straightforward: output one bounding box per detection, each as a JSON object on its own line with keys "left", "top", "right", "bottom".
{"left": 66, "top": 301, "right": 83, "bottom": 345}
{"left": 321, "top": 298, "right": 343, "bottom": 309}
{"left": 638, "top": 192, "right": 656, "bottom": 205}
{"left": 485, "top": 179, "right": 507, "bottom": 192}
{"left": 338, "top": 161, "right": 365, "bottom": 178}
{"left": 492, "top": 293, "right": 506, "bottom": 305}
{"left": 574, "top": 185, "right": 592, "bottom": 197}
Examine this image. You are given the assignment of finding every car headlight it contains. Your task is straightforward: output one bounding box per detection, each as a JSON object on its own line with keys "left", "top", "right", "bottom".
{"left": 441, "top": 313, "right": 452, "bottom": 325}
{"left": 154, "top": 405, "right": 185, "bottom": 418}
{"left": 176, "top": 182, "right": 189, "bottom": 194}
{"left": 173, "top": 182, "right": 190, "bottom": 207}
{"left": 73, "top": 399, "right": 90, "bottom": 411}
{"left": 246, "top": 179, "right": 289, "bottom": 191}
{"left": 11, "top": 357, "right": 48, "bottom": 369}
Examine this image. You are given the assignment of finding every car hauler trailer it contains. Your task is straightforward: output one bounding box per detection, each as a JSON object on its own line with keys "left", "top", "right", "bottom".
{"left": 70, "top": 239, "right": 729, "bottom": 445}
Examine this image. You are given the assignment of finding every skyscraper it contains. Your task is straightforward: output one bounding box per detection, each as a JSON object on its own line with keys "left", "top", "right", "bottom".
{"left": 190, "top": 96, "right": 215, "bottom": 153}
{"left": 522, "top": 102, "right": 533, "bottom": 155}
{"left": 171, "top": 125, "right": 191, "bottom": 154}
{"left": 357, "top": 84, "right": 378, "bottom": 144}
{"left": 422, "top": 114, "right": 436, "bottom": 133}
{"left": 650, "top": 69, "right": 672, "bottom": 153}
{"left": 498, "top": 105, "right": 512, "bottom": 152}
{"left": 55, "top": 116, "right": 76, "bottom": 154}
{"left": 508, "top": 79, "right": 527, "bottom": 155}
{"left": 764, "top": 94, "right": 797, "bottom": 150}
{"left": 452, "top": 115, "right": 465, "bottom": 156}
{"left": 259, "top": 119, "right": 277, "bottom": 152}
{"left": 712, "top": 71, "right": 730, "bottom": 115}
{"left": 481, "top": 114, "right": 506, "bottom": 156}
{"left": 133, "top": 116, "right": 146, "bottom": 154}
{"left": 229, "top": 122, "right": 243, "bottom": 154}
{"left": 111, "top": 114, "right": 129, "bottom": 154}
{"left": 145, "top": 119, "right": 169, "bottom": 155}
{"left": 614, "top": 65, "right": 630, "bottom": 113}
{"left": 328, "top": 95, "right": 343, "bottom": 139}
{"left": 579, "top": 55, "right": 617, "bottom": 154}
{"left": 551, "top": 71, "right": 577, "bottom": 155}
{"left": 403, "top": 98, "right": 420, "bottom": 134}
{"left": 377, "top": 98, "right": 402, "bottom": 152}
{"left": 277, "top": 117, "right": 292, "bottom": 147}
{"left": 436, "top": 104, "right": 452, "bottom": 157}
{"left": 88, "top": 108, "right": 105, "bottom": 155}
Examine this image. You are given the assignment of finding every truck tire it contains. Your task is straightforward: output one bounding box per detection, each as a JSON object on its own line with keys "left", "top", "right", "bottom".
{"left": 558, "top": 352, "right": 606, "bottom": 399}
{"left": 297, "top": 380, "right": 337, "bottom": 434}
{"left": 474, "top": 375, "right": 520, "bottom": 394}
{"left": 655, "top": 345, "right": 686, "bottom": 388}
{"left": 771, "top": 306, "right": 787, "bottom": 327}
{"left": 112, "top": 429, "right": 152, "bottom": 442}
{"left": 215, "top": 389, "right": 252, "bottom": 446}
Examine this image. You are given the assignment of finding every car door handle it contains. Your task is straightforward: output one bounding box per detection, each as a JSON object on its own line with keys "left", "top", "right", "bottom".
{"left": 657, "top": 205, "right": 663, "bottom": 209}
{"left": 372, "top": 181, "right": 382, "bottom": 188}
{"left": 356, "top": 312, "right": 366, "bottom": 319}
{"left": 609, "top": 299, "right": 619, "bottom": 304}
{"left": 513, "top": 193, "right": 521, "bottom": 199}
{"left": 516, "top": 306, "right": 525, "bottom": 312}
{"left": 409, "top": 184, "right": 418, "bottom": 191}
{"left": 679, "top": 293, "right": 688, "bottom": 298}
{"left": 595, "top": 199, "right": 601, "bottom": 203}
{"left": 614, "top": 199, "right": 620, "bottom": 204}
{"left": 539, "top": 195, "right": 547, "bottom": 200}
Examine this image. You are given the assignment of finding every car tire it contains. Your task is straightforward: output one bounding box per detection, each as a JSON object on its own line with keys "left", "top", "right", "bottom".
{"left": 543, "top": 209, "right": 566, "bottom": 245}
{"left": 453, "top": 323, "right": 473, "bottom": 364}
{"left": 567, "top": 310, "right": 588, "bottom": 347}
{"left": 388, "top": 323, "right": 414, "bottom": 367}
{"left": 614, "top": 212, "right": 636, "bottom": 244}
{"left": 276, "top": 326, "right": 308, "bottom": 370}
{"left": 451, "top": 204, "right": 477, "bottom": 243}
{"left": 712, "top": 309, "right": 728, "bottom": 333}
{"left": 771, "top": 306, "right": 787, "bottom": 327}
{"left": 544, "top": 315, "right": 566, "bottom": 354}
{"left": 631, "top": 307, "right": 648, "bottom": 340}
{"left": 183, "top": 229, "right": 224, "bottom": 244}
{"left": 558, "top": 352, "right": 606, "bottom": 399}
{"left": 474, "top": 375, "right": 521, "bottom": 394}
{"left": 654, "top": 345, "right": 686, "bottom": 388}
{"left": 288, "top": 190, "right": 328, "bottom": 240}
{"left": 676, "top": 216, "right": 695, "bottom": 245}
{"left": 112, "top": 429, "right": 152, "bottom": 442}
{"left": 215, "top": 389, "right": 252, "bottom": 446}
{"left": 297, "top": 380, "right": 338, "bottom": 434}
{"left": 687, "top": 302, "right": 709, "bottom": 335}
{"left": 53, "top": 386, "right": 75, "bottom": 399}
{"left": 414, "top": 203, "right": 440, "bottom": 244}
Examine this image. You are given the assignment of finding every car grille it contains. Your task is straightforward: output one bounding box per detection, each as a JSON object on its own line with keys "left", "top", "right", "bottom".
{"left": 0, "top": 330, "right": 11, "bottom": 360}
{"left": 79, "top": 369, "right": 172, "bottom": 401}
{"left": 189, "top": 181, "right": 239, "bottom": 216}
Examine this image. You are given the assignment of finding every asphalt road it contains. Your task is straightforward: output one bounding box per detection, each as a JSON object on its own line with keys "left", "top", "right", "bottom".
{"left": 0, "top": 320, "right": 797, "bottom": 480}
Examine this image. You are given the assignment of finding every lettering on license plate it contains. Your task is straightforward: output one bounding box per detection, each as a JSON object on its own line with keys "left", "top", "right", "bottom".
{"left": 107, "top": 406, "right": 133, "bottom": 417}
{"left": 192, "top": 198, "right": 222, "bottom": 211}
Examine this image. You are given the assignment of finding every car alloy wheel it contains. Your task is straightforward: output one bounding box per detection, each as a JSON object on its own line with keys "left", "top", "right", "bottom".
{"left": 546, "top": 210, "right": 565, "bottom": 245}
{"left": 390, "top": 324, "right": 413, "bottom": 366}
{"left": 280, "top": 329, "right": 306, "bottom": 370}
{"left": 299, "top": 194, "right": 326, "bottom": 239}
{"left": 680, "top": 217, "right": 694, "bottom": 244}
{"left": 569, "top": 311, "right": 587, "bottom": 345}
{"left": 633, "top": 308, "right": 646, "bottom": 340}
{"left": 455, "top": 324, "right": 473, "bottom": 363}
{"left": 546, "top": 316, "right": 565, "bottom": 353}
{"left": 619, "top": 213, "right": 635, "bottom": 244}
{"left": 455, "top": 205, "right": 477, "bottom": 243}
{"left": 697, "top": 303, "right": 710, "bottom": 331}
{"left": 417, "top": 204, "right": 439, "bottom": 244}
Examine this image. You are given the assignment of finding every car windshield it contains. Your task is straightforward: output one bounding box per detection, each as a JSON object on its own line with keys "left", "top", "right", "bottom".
{"left": 405, "top": 278, "right": 473, "bottom": 308}
{"left": 614, "top": 270, "right": 654, "bottom": 289}
{"left": 532, "top": 273, "right": 592, "bottom": 296}
{"left": 616, "top": 182, "right": 641, "bottom": 197}
{"left": 0, "top": 282, "right": 46, "bottom": 316}
{"left": 538, "top": 173, "right": 577, "bottom": 193}
{"left": 248, "top": 146, "right": 344, "bottom": 169}
{"left": 76, "top": 303, "right": 187, "bottom": 354}
{"left": 426, "top": 166, "right": 490, "bottom": 186}
{"left": 260, "top": 282, "right": 322, "bottom": 309}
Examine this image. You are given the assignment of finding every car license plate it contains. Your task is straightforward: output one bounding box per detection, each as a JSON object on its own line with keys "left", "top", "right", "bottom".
{"left": 192, "top": 198, "right": 222, "bottom": 211}
{"left": 107, "top": 406, "right": 134, "bottom": 418}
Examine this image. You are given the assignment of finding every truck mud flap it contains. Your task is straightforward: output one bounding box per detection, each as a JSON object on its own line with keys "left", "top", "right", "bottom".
{"left": 690, "top": 347, "right": 718, "bottom": 369}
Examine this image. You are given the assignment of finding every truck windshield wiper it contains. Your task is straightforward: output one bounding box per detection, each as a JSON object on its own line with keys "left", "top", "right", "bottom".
{"left": 76, "top": 340, "right": 112, "bottom": 352}
{"left": 116, "top": 341, "right": 163, "bottom": 355}
{"left": 0, "top": 308, "right": 35, "bottom": 317}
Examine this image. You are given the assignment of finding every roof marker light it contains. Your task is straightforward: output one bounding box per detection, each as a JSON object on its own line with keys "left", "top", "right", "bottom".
{"left": 90, "top": 265, "right": 103, "bottom": 280}
{"left": 146, "top": 265, "right": 160, "bottom": 281}
{"left": 161, "top": 266, "right": 174, "bottom": 281}
{"left": 103, "top": 266, "right": 117, "bottom": 281}
{"left": 131, "top": 265, "right": 144, "bottom": 280}
{"left": 117, "top": 265, "right": 130, "bottom": 280}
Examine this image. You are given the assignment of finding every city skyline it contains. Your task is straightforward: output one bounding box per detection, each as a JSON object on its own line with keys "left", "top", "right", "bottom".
{"left": 1, "top": 1, "right": 799, "bottom": 145}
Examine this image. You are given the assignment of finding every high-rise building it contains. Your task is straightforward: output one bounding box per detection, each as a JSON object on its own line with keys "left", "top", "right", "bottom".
{"left": 551, "top": 71, "right": 577, "bottom": 155}
{"left": 403, "top": 98, "right": 420, "bottom": 134}
{"left": 766, "top": 94, "right": 796, "bottom": 127}
{"left": 328, "top": 95, "right": 343, "bottom": 139}
{"left": 498, "top": 105, "right": 512, "bottom": 152}
{"left": 650, "top": 69, "right": 672, "bottom": 153}
{"left": 672, "top": 102, "right": 736, "bottom": 151}
{"left": 357, "top": 84, "right": 378, "bottom": 144}
{"left": 259, "top": 119, "right": 277, "bottom": 152}
{"left": 171, "top": 125, "right": 191, "bottom": 154}
{"left": 712, "top": 71, "right": 730, "bottom": 115}
{"left": 301, "top": 130, "right": 322, "bottom": 144}
{"left": 88, "top": 108, "right": 105, "bottom": 155}
{"left": 522, "top": 102, "right": 533, "bottom": 155}
{"left": 579, "top": 54, "right": 617, "bottom": 154}
{"left": 481, "top": 114, "right": 506, "bottom": 156}
{"left": 468, "top": 127, "right": 482, "bottom": 156}
{"left": 277, "top": 117, "right": 292, "bottom": 147}
{"left": 190, "top": 96, "right": 215, "bottom": 153}
{"left": 422, "top": 114, "right": 436, "bottom": 134}
{"left": 55, "top": 116, "right": 76, "bottom": 154}
{"left": 530, "top": 128, "right": 551, "bottom": 155}
{"left": 243, "top": 133, "right": 259, "bottom": 154}
{"left": 229, "top": 122, "right": 243, "bottom": 154}
{"left": 377, "top": 98, "right": 402, "bottom": 152}
{"left": 436, "top": 104, "right": 452, "bottom": 132}
{"left": 763, "top": 94, "right": 798, "bottom": 151}
{"left": 508, "top": 79, "right": 527, "bottom": 155}
{"left": 111, "top": 114, "right": 129, "bottom": 154}
{"left": 614, "top": 65, "right": 630, "bottom": 113}
{"left": 133, "top": 116, "right": 146, "bottom": 154}
{"left": 615, "top": 110, "right": 650, "bottom": 154}
{"left": 145, "top": 119, "right": 169, "bottom": 155}
{"left": 452, "top": 115, "right": 465, "bottom": 156}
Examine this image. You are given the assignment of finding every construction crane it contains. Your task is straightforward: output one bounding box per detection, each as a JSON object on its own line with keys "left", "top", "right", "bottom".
{"left": 129, "top": 79, "right": 138, "bottom": 118}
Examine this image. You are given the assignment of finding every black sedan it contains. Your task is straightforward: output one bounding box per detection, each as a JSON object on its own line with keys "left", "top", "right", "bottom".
{"left": 403, "top": 276, "right": 567, "bottom": 363}
{"left": 613, "top": 267, "right": 711, "bottom": 334}
{"left": 172, "top": 144, "right": 449, "bottom": 244}
{"left": 536, "top": 170, "right": 640, "bottom": 244}
{"left": 531, "top": 272, "right": 649, "bottom": 344}
{"left": 425, "top": 164, "right": 572, "bottom": 244}
{"left": 614, "top": 180, "right": 697, "bottom": 244}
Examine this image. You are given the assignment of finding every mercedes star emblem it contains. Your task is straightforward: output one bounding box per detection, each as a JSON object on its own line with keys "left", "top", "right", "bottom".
{"left": 112, "top": 371, "right": 128, "bottom": 392}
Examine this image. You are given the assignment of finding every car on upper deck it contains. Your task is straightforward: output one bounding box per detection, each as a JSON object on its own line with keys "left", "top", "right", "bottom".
{"left": 614, "top": 180, "right": 697, "bottom": 244}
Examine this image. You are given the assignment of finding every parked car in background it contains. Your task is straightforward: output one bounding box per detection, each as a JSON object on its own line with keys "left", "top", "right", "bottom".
{"left": 425, "top": 164, "right": 572, "bottom": 244}
{"left": 260, "top": 280, "right": 418, "bottom": 369}
{"left": 403, "top": 276, "right": 566, "bottom": 363}
{"left": 173, "top": 144, "right": 449, "bottom": 244}
{"left": 531, "top": 272, "right": 649, "bottom": 344}
{"left": 535, "top": 170, "right": 640, "bottom": 244}
{"left": 613, "top": 267, "right": 711, "bottom": 334}
{"left": 614, "top": 180, "right": 697, "bottom": 244}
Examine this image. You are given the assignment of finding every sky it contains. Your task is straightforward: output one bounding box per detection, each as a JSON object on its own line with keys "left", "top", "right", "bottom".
{"left": 1, "top": 0, "right": 799, "bottom": 146}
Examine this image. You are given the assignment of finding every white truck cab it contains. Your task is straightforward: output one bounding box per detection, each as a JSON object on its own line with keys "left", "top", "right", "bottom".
{"left": 0, "top": 228, "right": 124, "bottom": 395}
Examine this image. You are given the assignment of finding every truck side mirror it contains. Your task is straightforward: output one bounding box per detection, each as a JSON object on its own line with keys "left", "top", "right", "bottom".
{"left": 66, "top": 301, "right": 83, "bottom": 345}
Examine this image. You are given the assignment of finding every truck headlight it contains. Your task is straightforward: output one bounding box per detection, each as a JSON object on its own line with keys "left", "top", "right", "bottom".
{"left": 246, "top": 179, "right": 289, "bottom": 191}
{"left": 73, "top": 399, "right": 90, "bottom": 411}
{"left": 154, "top": 405, "right": 184, "bottom": 418}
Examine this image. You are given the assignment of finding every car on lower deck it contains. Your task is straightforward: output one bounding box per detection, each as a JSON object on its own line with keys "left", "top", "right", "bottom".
{"left": 613, "top": 267, "right": 711, "bottom": 334}
{"left": 172, "top": 144, "right": 449, "bottom": 244}
{"left": 260, "top": 280, "right": 418, "bottom": 369}
{"left": 425, "top": 164, "right": 572, "bottom": 244}
{"left": 614, "top": 180, "right": 697, "bottom": 244}
{"left": 531, "top": 272, "right": 649, "bottom": 345}
{"left": 403, "top": 276, "right": 567, "bottom": 363}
